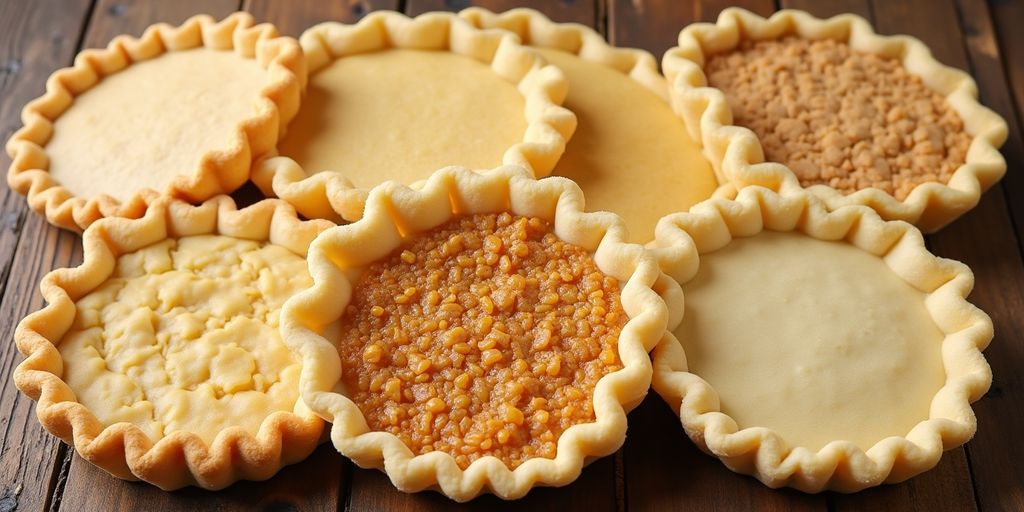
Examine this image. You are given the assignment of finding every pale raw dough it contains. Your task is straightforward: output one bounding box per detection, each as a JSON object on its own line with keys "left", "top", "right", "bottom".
{"left": 59, "top": 235, "right": 310, "bottom": 443}
{"left": 47, "top": 49, "right": 268, "bottom": 202}
{"left": 277, "top": 49, "right": 526, "bottom": 188}
{"left": 674, "top": 231, "right": 946, "bottom": 451}
{"left": 540, "top": 49, "right": 718, "bottom": 243}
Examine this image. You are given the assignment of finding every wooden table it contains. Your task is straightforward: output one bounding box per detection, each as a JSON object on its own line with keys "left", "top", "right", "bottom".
{"left": 0, "top": 0, "right": 1021, "bottom": 510}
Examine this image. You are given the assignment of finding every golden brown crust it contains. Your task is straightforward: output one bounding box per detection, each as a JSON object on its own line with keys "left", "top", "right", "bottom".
{"left": 663, "top": 7, "right": 1007, "bottom": 232}
{"left": 5, "top": 12, "right": 306, "bottom": 232}
{"left": 251, "top": 11, "right": 576, "bottom": 223}
{"left": 280, "top": 166, "right": 677, "bottom": 501}
{"left": 649, "top": 187, "right": 993, "bottom": 492}
{"left": 13, "top": 196, "right": 333, "bottom": 490}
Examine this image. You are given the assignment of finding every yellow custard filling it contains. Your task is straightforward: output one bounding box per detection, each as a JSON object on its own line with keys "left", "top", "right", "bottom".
{"left": 47, "top": 49, "right": 267, "bottom": 201}
{"left": 278, "top": 49, "right": 527, "bottom": 187}
{"left": 674, "top": 231, "right": 945, "bottom": 451}
{"left": 539, "top": 49, "right": 718, "bottom": 243}
{"left": 59, "top": 235, "right": 310, "bottom": 443}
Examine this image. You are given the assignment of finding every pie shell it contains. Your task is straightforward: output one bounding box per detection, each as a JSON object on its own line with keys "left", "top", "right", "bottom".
{"left": 649, "top": 186, "right": 994, "bottom": 492}
{"left": 251, "top": 11, "right": 577, "bottom": 223}
{"left": 662, "top": 7, "right": 1008, "bottom": 233}
{"left": 280, "top": 166, "right": 678, "bottom": 501}
{"left": 13, "top": 196, "right": 333, "bottom": 490}
{"left": 5, "top": 12, "right": 306, "bottom": 232}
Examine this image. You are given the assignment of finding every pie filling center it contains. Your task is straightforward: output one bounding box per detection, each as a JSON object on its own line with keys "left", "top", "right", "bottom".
{"left": 47, "top": 49, "right": 268, "bottom": 201}
{"left": 540, "top": 48, "right": 718, "bottom": 243}
{"left": 60, "top": 235, "right": 310, "bottom": 443}
{"left": 339, "top": 213, "right": 626, "bottom": 469}
{"left": 673, "top": 231, "right": 946, "bottom": 451}
{"left": 278, "top": 49, "right": 527, "bottom": 187}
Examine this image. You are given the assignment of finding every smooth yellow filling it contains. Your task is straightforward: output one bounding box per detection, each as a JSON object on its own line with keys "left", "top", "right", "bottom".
{"left": 540, "top": 48, "right": 718, "bottom": 243}
{"left": 674, "top": 231, "right": 945, "bottom": 451}
{"left": 277, "top": 49, "right": 526, "bottom": 188}
{"left": 59, "top": 235, "right": 310, "bottom": 443}
{"left": 47, "top": 49, "right": 267, "bottom": 201}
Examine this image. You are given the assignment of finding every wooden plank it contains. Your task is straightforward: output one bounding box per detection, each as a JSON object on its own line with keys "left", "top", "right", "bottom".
{"left": 405, "top": 0, "right": 597, "bottom": 26}
{"left": 0, "top": 0, "right": 95, "bottom": 509}
{"left": 868, "top": 1, "right": 1024, "bottom": 511}
{"left": 832, "top": 451, "right": 977, "bottom": 512}
{"left": 780, "top": 0, "right": 871, "bottom": 19}
{"left": 625, "top": 396, "right": 824, "bottom": 512}
{"left": 608, "top": 0, "right": 772, "bottom": 59}
{"left": 57, "top": 444, "right": 344, "bottom": 512}
{"left": 244, "top": 0, "right": 400, "bottom": 36}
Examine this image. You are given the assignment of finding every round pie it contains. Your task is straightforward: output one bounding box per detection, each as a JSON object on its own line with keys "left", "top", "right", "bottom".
{"left": 13, "top": 196, "right": 332, "bottom": 490}
{"left": 649, "top": 186, "right": 993, "bottom": 491}
{"left": 5, "top": 13, "right": 305, "bottom": 232}
{"left": 663, "top": 7, "right": 1007, "bottom": 232}
{"left": 281, "top": 165, "right": 676, "bottom": 501}
{"left": 251, "top": 11, "right": 576, "bottom": 223}
{"left": 462, "top": 7, "right": 719, "bottom": 243}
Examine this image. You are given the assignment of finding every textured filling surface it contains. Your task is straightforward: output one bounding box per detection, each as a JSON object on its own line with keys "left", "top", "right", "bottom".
{"left": 60, "top": 235, "right": 310, "bottom": 443}
{"left": 674, "top": 231, "right": 946, "bottom": 451}
{"left": 339, "top": 213, "right": 626, "bottom": 469}
{"left": 706, "top": 37, "right": 971, "bottom": 200}
{"left": 48, "top": 49, "right": 267, "bottom": 201}
{"left": 541, "top": 48, "right": 718, "bottom": 243}
{"left": 278, "top": 49, "right": 526, "bottom": 187}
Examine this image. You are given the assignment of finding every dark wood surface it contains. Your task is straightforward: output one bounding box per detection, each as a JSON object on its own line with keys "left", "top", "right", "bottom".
{"left": 0, "top": 0, "right": 1021, "bottom": 510}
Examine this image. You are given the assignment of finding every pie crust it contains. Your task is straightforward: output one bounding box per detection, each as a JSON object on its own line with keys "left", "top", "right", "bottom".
{"left": 280, "top": 166, "right": 676, "bottom": 501}
{"left": 663, "top": 7, "right": 1008, "bottom": 233}
{"left": 5, "top": 12, "right": 305, "bottom": 232}
{"left": 649, "top": 186, "right": 993, "bottom": 492}
{"left": 13, "top": 196, "right": 332, "bottom": 490}
{"left": 461, "top": 7, "right": 719, "bottom": 243}
{"left": 251, "top": 11, "right": 576, "bottom": 223}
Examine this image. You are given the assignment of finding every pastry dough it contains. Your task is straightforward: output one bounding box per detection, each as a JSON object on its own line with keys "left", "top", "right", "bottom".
{"left": 461, "top": 8, "right": 719, "bottom": 243}
{"left": 5, "top": 13, "right": 305, "bottom": 232}
{"left": 280, "top": 165, "right": 678, "bottom": 501}
{"left": 663, "top": 8, "right": 1007, "bottom": 232}
{"left": 650, "top": 186, "right": 993, "bottom": 492}
{"left": 13, "top": 196, "right": 332, "bottom": 490}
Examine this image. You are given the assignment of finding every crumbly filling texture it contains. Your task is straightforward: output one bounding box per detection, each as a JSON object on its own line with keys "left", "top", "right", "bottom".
{"left": 59, "top": 235, "right": 310, "bottom": 443}
{"left": 706, "top": 37, "right": 971, "bottom": 200}
{"left": 338, "top": 213, "right": 626, "bottom": 469}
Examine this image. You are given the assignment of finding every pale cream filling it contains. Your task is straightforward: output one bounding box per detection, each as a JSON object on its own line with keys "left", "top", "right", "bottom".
{"left": 59, "top": 235, "right": 310, "bottom": 443}
{"left": 47, "top": 49, "right": 268, "bottom": 201}
{"left": 673, "top": 231, "right": 946, "bottom": 451}
{"left": 277, "top": 49, "right": 526, "bottom": 188}
{"left": 540, "top": 49, "right": 718, "bottom": 244}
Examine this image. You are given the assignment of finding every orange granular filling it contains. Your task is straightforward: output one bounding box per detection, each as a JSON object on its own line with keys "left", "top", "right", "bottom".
{"left": 338, "top": 213, "right": 626, "bottom": 469}
{"left": 706, "top": 37, "right": 972, "bottom": 200}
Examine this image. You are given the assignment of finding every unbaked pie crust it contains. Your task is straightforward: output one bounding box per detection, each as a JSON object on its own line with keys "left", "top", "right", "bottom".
{"left": 280, "top": 166, "right": 677, "bottom": 501}
{"left": 251, "top": 11, "right": 576, "bottom": 223}
{"left": 663, "top": 7, "right": 1007, "bottom": 232}
{"left": 649, "top": 186, "right": 993, "bottom": 492}
{"left": 5, "top": 13, "right": 305, "bottom": 232}
{"left": 13, "top": 196, "right": 332, "bottom": 490}
{"left": 461, "top": 7, "right": 719, "bottom": 243}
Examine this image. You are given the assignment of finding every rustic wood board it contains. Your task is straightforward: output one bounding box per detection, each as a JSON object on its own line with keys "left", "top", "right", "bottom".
{"left": 0, "top": 0, "right": 1020, "bottom": 510}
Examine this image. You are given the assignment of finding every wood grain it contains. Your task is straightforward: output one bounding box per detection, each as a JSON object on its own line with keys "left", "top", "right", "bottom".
{"left": 245, "top": 0, "right": 400, "bottom": 36}
{"left": 781, "top": 0, "right": 871, "bottom": 19}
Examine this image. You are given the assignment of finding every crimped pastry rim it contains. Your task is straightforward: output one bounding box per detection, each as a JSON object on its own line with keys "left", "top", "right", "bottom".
{"left": 12, "top": 196, "right": 333, "bottom": 490}
{"left": 251, "top": 11, "right": 577, "bottom": 223}
{"left": 649, "top": 186, "right": 993, "bottom": 492}
{"left": 4, "top": 12, "right": 306, "bottom": 233}
{"left": 662, "top": 7, "right": 1008, "bottom": 233}
{"left": 280, "top": 166, "right": 676, "bottom": 501}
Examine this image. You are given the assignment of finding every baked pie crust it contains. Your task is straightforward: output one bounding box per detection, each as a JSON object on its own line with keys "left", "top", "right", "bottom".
{"left": 663, "top": 7, "right": 1007, "bottom": 233}
{"left": 461, "top": 7, "right": 719, "bottom": 243}
{"left": 251, "top": 12, "right": 576, "bottom": 223}
{"left": 13, "top": 196, "right": 332, "bottom": 490}
{"left": 649, "top": 186, "right": 993, "bottom": 492}
{"left": 5, "top": 13, "right": 305, "bottom": 232}
{"left": 280, "top": 166, "right": 676, "bottom": 501}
